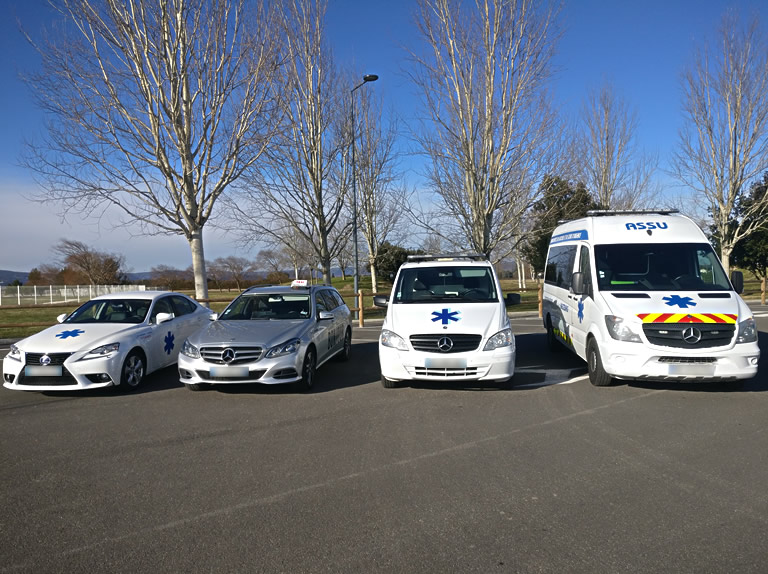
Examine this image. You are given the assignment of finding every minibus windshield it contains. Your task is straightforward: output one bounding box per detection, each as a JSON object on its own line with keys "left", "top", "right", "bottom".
{"left": 594, "top": 243, "right": 731, "bottom": 291}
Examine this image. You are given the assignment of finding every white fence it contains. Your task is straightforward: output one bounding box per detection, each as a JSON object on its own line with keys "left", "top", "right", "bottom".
{"left": 0, "top": 285, "right": 150, "bottom": 307}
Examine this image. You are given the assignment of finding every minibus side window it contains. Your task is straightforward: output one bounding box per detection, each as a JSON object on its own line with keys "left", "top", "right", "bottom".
{"left": 545, "top": 245, "right": 577, "bottom": 289}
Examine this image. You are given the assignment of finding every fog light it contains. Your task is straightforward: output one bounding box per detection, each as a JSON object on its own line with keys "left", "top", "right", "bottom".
{"left": 98, "top": 373, "right": 111, "bottom": 382}
{"left": 4, "top": 373, "right": 15, "bottom": 383}
{"left": 749, "top": 357, "right": 759, "bottom": 366}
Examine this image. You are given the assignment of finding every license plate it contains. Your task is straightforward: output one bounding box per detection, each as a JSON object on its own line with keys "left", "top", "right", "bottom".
{"left": 209, "top": 366, "right": 249, "bottom": 378}
{"left": 667, "top": 364, "right": 716, "bottom": 377}
{"left": 25, "top": 366, "right": 63, "bottom": 377}
{"left": 424, "top": 357, "right": 467, "bottom": 369}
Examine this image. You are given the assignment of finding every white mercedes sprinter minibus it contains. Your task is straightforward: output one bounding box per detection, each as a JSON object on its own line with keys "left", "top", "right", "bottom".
{"left": 374, "top": 254, "right": 518, "bottom": 388}
{"left": 543, "top": 210, "right": 760, "bottom": 386}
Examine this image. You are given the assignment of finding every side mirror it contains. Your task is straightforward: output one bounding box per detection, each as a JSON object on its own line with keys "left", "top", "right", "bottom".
{"left": 571, "top": 272, "right": 585, "bottom": 295}
{"left": 318, "top": 311, "right": 334, "bottom": 321}
{"left": 56, "top": 313, "right": 68, "bottom": 324}
{"left": 505, "top": 293, "right": 521, "bottom": 306}
{"left": 209, "top": 313, "right": 218, "bottom": 321}
{"left": 373, "top": 295, "right": 389, "bottom": 308}
{"left": 155, "top": 312, "right": 174, "bottom": 324}
{"left": 731, "top": 270, "right": 744, "bottom": 294}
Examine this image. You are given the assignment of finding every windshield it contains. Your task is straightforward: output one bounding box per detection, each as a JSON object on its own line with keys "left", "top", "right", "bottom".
{"left": 65, "top": 299, "right": 151, "bottom": 324}
{"left": 219, "top": 294, "right": 311, "bottom": 320}
{"left": 392, "top": 266, "right": 498, "bottom": 303}
{"left": 594, "top": 243, "right": 731, "bottom": 291}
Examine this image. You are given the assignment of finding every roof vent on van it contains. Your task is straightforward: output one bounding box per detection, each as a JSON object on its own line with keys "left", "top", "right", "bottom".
{"left": 586, "top": 209, "right": 679, "bottom": 217}
{"left": 406, "top": 253, "right": 488, "bottom": 262}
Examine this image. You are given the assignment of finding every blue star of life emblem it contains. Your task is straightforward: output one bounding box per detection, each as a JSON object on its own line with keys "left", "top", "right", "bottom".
{"left": 56, "top": 329, "right": 85, "bottom": 339}
{"left": 164, "top": 331, "right": 175, "bottom": 355}
{"left": 577, "top": 298, "right": 585, "bottom": 323}
{"left": 431, "top": 308, "right": 460, "bottom": 325}
{"left": 662, "top": 295, "right": 697, "bottom": 309}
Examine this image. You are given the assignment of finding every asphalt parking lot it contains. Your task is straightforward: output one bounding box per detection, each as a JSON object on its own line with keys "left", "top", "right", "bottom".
{"left": 1, "top": 306, "right": 767, "bottom": 573}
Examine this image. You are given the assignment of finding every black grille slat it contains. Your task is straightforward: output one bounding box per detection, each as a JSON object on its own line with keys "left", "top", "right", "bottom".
{"left": 200, "top": 346, "right": 263, "bottom": 365}
{"left": 19, "top": 369, "right": 77, "bottom": 386}
{"left": 24, "top": 353, "right": 72, "bottom": 366}
{"left": 643, "top": 324, "right": 735, "bottom": 349}
{"left": 409, "top": 334, "right": 482, "bottom": 353}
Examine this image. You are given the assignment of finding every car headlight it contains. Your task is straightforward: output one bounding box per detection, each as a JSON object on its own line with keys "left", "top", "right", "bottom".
{"left": 80, "top": 342, "right": 120, "bottom": 360}
{"left": 605, "top": 316, "right": 641, "bottom": 342}
{"left": 6, "top": 344, "right": 21, "bottom": 361}
{"left": 380, "top": 329, "right": 409, "bottom": 351}
{"left": 736, "top": 317, "right": 757, "bottom": 344}
{"left": 265, "top": 338, "right": 301, "bottom": 358}
{"left": 180, "top": 339, "right": 201, "bottom": 359}
{"left": 483, "top": 328, "right": 514, "bottom": 351}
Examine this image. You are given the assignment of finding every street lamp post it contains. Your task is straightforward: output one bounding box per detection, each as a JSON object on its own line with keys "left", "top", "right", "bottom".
{"left": 351, "top": 73, "right": 378, "bottom": 317}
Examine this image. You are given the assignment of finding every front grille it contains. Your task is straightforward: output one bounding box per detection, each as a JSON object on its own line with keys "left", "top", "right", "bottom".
{"left": 200, "top": 346, "right": 263, "bottom": 365}
{"left": 409, "top": 334, "right": 482, "bottom": 353}
{"left": 412, "top": 367, "right": 480, "bottom": 378}
{"left": 24, "top": 352, "right": 73, "bottom": 366}
{"left": 643, "top": 324, "right": 734, "bottom": 349}
{"left": 19, "top": 369, "right": 77, "bottom": 386}
{"left": 658, "top": 357, "right": 717, "bottom": 364}
{"left": 196, "top": 369, "right": 266, "bottom": 381}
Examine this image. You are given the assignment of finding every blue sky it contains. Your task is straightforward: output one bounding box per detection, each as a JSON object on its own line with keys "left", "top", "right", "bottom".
{"left": 0, "top": 0, "right": 763, "bottom": 273}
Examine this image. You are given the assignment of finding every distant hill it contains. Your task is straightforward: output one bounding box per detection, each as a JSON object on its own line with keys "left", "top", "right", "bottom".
{"left": 0, "top": 270, "right": 29, "bottom": 285}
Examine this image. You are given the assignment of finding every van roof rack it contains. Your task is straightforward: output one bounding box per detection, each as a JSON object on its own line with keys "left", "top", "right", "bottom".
{"left": 406, "top": 253, "right": 488, "bottom": 262}
{"left": 586, "top": 209, "right": 679, "bottom": 216}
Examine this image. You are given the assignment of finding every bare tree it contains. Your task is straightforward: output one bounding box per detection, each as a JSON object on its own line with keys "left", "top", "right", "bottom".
{"left": 53, "top": 239, "right": 127, "bottom": 284}
{"left": 229, "top": 0, "right": 349, "bottom": 284}
{"left": 22, "top": 0, "right": 283, "bottom": 301}
{"left": 213, "top": 256, "right": 254, "bottom": 291}
{"left": 354, "top": 89, "right": 407, "bottom": 293}
{"left": 409, "top": 0, "right": 562, "bottom": 262}
{"left": 578, "top": 83, "right": 658, "bottom": 209}
{"left": 671, "top": 11, "right": 768, "bottom": 274}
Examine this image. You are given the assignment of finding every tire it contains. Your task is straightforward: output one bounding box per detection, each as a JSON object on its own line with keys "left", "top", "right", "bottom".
{"left": 546, "top": 317, "right": 562, "bottom": 352}
{"left": 335, "top": 328, "right": 352, "bottom": 362}
{"left": 296, "top": 347, "right": 317, "bottom": 392}
{"left": 120, "top": 350, "right": 146, "bottom": 390}
{"left": 186, "top": 383, "right": 205, "bottom": 392}
{"left": 381, "top": 376, "right": 397, "bottom": 389}
{"left": 586, "top": 338, "right": 612, "bottom": 387}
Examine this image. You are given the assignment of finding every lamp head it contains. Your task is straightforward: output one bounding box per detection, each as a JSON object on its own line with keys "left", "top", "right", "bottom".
{"left": 363, "top": 74, "right": 379, "bottom": 83}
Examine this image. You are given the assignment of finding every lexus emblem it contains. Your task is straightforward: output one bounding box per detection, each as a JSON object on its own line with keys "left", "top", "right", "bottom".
{"left": 682, "top": 327, "right": 702, "bottom": 344}
{"left": 437, "top": 337, "right": 453, "bottom": 352}
{"left": 40, "top": 355, "right": 52, "bottom": 366}
{"left": 221, "top": 348, "right": 236, "bottom": 363}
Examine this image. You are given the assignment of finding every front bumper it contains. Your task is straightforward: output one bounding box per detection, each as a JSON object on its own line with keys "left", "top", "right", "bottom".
{"left": 378, "top": 344, "right": 515, "bottom": 382}
{"left": 601, "top": 341, "right": 760, "bottom": 381}
{"left": 178, "top": 352, "right": 304, "bottom": 386}
{"left": 3, "top": 353, "right": 123, "bottom": 391}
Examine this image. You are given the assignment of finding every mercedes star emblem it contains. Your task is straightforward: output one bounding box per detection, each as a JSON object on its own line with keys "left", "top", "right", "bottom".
{"left": 437, "top": 337, "right": 454, "bottom": 352}
{"left": 682, "top": 327, "right": 702, "bottom": 344}
{"left": 221, "top": 348, "right": 236, "bottom": 363}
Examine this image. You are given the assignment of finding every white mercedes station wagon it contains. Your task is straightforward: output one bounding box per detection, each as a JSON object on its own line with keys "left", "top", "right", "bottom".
{"left": 178, "top": 281, "right": 352, "bottom": 392}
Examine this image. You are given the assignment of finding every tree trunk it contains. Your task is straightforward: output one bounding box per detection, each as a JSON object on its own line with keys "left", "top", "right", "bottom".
{"left": 720, "top": 247, "right": 731, "bottom": 278}
{"left": 189, "top": 230, "right": 209, "bottom": 303}
{"left": 369, "top": 254, "right": 378, "bottom": 294}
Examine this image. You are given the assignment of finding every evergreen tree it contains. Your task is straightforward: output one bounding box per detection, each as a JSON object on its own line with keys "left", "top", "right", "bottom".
{"left": 521, "top": 176, "right": 597, "bottom": 273}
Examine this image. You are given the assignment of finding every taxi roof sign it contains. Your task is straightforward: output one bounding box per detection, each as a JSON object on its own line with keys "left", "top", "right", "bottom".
{"left": 291, "top": 279, "right": 309, "bottom": 289}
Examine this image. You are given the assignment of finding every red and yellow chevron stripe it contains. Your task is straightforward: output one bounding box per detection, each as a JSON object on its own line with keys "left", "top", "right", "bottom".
{"left": 637, "top": 313, "right": 737, "bottom": 324}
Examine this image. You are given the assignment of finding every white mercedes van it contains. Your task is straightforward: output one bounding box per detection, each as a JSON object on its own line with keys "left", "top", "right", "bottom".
{"left": 373, "top": 254, "right": 518, "bottom": 388}
{"left": 543, "top": 210, "right": 760, "bottom": 386}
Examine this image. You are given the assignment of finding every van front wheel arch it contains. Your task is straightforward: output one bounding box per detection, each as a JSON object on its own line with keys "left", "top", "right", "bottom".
{"left": 586, "top": 338, "right": 613, "bottom": 387}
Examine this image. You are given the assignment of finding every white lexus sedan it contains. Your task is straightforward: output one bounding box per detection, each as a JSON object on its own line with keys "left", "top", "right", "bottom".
{"left": 178, "top": 281, "right": 352, "bottom": 392}
{"left": 2, "top": 291, "right": 211, "bottom": 392}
